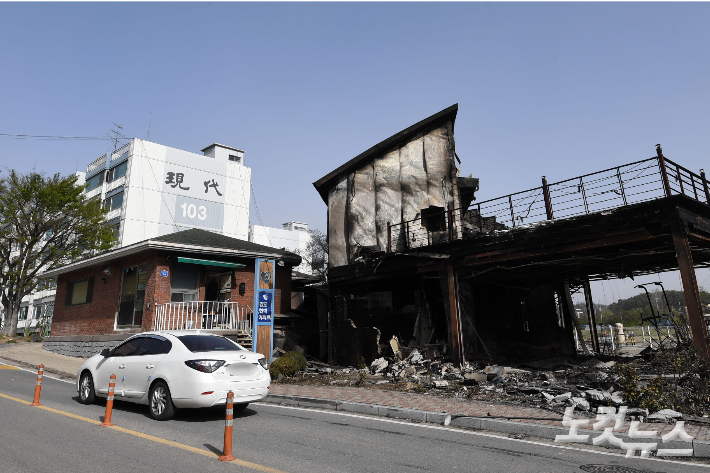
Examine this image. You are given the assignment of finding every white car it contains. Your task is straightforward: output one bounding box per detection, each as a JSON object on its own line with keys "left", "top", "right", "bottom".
{"left": 76, "top": 331, "right": 270, "bottom": 420}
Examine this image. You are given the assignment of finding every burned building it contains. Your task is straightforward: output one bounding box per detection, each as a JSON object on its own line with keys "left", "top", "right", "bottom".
{"left": 314, "top": 104, "right": 710, "bottom": 366}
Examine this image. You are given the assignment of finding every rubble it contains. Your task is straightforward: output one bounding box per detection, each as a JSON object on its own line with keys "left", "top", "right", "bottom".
{"left": 647, "top": 409, "right": 683, "bottom": 423}
{"left": 370, "top": 357, "right": 388, "bottom": 374}
{"left": 272, "top": 344, "right": 710, "bottom": 427}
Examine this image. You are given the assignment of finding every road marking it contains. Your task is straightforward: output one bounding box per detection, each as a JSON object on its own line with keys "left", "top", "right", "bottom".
{"left": 0, "top": 364, "right": 19, "bottom": 369}
{"left": 0, "top": 359, "right": 74, "bottom": 383}
{"left": 0, "top": 391, "right": 288, "bottom": 473}
{"left": 255, "top": 403, "right": 710, "bottom": 469}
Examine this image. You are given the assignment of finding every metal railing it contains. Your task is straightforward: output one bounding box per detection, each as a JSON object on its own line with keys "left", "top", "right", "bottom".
{"left": 154, "top": 301, "right": 252, "bottom": 332}
{"left": 388, "top": 157, "right": 710, "bottom": 252}
{"left": 86, "top": 154, "right": 107, "bottom": 173}
{"left": 111, "top": 142, "right": 130, "bottom": 161}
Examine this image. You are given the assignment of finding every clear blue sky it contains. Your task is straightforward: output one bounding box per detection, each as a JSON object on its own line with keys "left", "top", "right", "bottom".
{"left": 1, "top": 2, "right": 709, "bottom": 300}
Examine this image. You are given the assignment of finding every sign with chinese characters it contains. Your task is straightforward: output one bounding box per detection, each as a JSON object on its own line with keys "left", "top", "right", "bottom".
{"left": 160, "top": 270, "right": 168, "bottom": 277}
{"left": 156, "top": 147, "right": 230, "bottom": 233}
{"left": 257, "top": 291, "right": 272, "bottom": 323}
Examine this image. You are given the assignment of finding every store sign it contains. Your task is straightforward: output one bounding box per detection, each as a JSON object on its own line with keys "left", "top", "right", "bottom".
{"left": 157, "top": 148, "right": 228, "bottom": 232}
{"left": 257, "top": 291, "right": 272, "bottom": 323}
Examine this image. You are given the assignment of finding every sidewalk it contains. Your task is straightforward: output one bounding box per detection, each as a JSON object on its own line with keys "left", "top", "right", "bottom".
{"left": 0, "top": 342, "right": 84, "bottom": 379}
{"left": 267, "top": 383, "right": 710, "bottom": 442}
{"left": 2, "top": 343, "right": 709, "bottom": 457}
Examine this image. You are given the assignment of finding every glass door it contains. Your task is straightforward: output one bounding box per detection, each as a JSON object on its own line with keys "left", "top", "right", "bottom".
{"left": 118, "top": 264, "right": 147, "bottom": 327}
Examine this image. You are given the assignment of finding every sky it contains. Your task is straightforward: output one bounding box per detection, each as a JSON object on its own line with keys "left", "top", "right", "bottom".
{"left": 1, "top": 2, "right": 709, "bottom": 300}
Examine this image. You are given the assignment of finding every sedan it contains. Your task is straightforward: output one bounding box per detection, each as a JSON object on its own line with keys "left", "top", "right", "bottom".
{"left": 76, "top": 331, "right": 270, "bottom": 420}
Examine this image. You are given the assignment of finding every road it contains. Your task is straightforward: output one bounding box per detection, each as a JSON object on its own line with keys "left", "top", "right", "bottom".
{"left": 0, "top": 362, "right": 706, "bottom": 473}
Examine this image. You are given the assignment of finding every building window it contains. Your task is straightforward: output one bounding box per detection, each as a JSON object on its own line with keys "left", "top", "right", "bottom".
{"left": 117, "top": 264, "right": 147, "bottom": 327}
{"left": 18, "top": 307, "right": 28, "bottom": 321}
{"left": 32, "top": 306, "right": 42, "bottom": 320}
{"left": 228, "top": 154, "right": 241, "bottom": 164}
{"left": 103, "top": 192, "right": 124, "bottom": 212}
{"left": 85, "top": 172, "right": 104, "bottom": 192}
{"left": 109, "top": 222, "right": 120, "bottom": 238}
{"left": 65, "top": 278, "right": 95, "bottom": 305}
{"left": 107, "top": 161, "right": 128, "bottom": 182}
{"left": 170, "top": 264, "right": 198, "bottom": 302}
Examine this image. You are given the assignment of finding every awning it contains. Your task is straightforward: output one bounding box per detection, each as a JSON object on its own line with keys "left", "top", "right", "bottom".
{"left": 177, "top": 257, "right": 246, "bottom": 269}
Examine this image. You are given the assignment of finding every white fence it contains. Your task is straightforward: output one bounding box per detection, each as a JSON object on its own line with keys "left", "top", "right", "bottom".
{"left": 154, "top": 301, "right": 252, "bottom": 332}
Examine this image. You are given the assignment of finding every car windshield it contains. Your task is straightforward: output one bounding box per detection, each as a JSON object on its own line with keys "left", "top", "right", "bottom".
{"left": 177, "top": 335, "right": 242, "bottom": 353}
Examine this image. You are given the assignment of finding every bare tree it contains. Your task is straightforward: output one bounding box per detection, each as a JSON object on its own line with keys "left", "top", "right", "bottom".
{"left": 296, "top": 229, "right": 328, "bottom": 282}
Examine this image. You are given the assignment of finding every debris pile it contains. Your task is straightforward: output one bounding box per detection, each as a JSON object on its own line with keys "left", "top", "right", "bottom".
{"left": 276, "top": 343, "right": 710, "bottom": 424}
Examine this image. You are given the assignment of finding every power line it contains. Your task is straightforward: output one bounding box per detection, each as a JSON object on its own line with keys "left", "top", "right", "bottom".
{"left": 0, "top": 133, "right": 112, "bottom": 141}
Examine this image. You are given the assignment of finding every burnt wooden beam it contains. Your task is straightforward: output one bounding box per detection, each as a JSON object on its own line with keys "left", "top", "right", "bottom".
{"left": 582, "top": 280, "right": 600, "bottom": 353}
{"left": 670, "top": 218, "right": 710, "bottom": 359}
{"left": 447, "top": 262, "right": 464, "bottom": 367}
{"left": 464, "top": 229, "right": 656, "bottom": 267}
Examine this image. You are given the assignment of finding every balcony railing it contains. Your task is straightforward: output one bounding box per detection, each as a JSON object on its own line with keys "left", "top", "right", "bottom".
{"left": 388, "top": 156, "right": 710, "bottom": 252}
{"left": 154, "top": 301, "right": 252, "bottom": 332}
{"left": 86, "top": 154, "right": 107, "bottom": 173}
{"left": 111, "top": 142, "right": 130, "bottom": 161}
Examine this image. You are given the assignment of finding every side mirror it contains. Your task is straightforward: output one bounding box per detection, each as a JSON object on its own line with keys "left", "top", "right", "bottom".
{"left": 100, "top": 348, "right": 110, "bottom": 357}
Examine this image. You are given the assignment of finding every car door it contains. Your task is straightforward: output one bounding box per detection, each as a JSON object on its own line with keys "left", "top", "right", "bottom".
{"left": 95, "top": 336, "right": 145, "bottom": 397}
{"left": 124, "top": 336, "right": 171, "bottom": 399}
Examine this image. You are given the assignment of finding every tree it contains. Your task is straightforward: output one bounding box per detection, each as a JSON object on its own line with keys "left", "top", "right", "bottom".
{"left": 0, "top": 171, "right": 117, "bottom": 336}
{"left": 296, "top": 228, "right": 328, "bottom": 282}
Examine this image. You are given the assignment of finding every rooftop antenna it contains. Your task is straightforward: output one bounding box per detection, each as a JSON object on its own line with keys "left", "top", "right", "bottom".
{"left": 110, "top": 122, "right": 124, "bottom": 151}
{"left": 147, "top": 111, "right": 152, "bottom": 141}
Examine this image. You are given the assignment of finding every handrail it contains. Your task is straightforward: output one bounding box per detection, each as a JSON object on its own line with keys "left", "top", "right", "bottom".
{"left": 388, "top": 156, "right": 709, "bottom": 252}
{"left": 154, "top": 301, "right": 252, "bottom": 332}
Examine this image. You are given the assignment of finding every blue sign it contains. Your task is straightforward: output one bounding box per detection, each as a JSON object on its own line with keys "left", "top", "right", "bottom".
{"left": 257, "top": 291, "right": 272, "bottom": 323}
{"left": 160, "top": 270, "right": 169, "bottom": 277}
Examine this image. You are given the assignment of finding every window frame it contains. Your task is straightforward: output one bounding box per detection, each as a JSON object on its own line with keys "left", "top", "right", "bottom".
{"left": 106, "top": 160, "right": 128, "bottom": 183}
{"left": 64, "top": 277, "right": 95, "bottom": 306}
{"left": 85, "top": 172, "right": 105, "bottom": 192}
{"left": 170, "top": 263, "right": 199, "bottom": 303}
{"left": 110, "top": 336, "right": 146, "bottom": 357}
{"left": 103, "top": 191, "right": 124, "bottom": 212}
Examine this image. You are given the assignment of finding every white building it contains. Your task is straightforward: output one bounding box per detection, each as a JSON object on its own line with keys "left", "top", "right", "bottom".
{"left": 249, "top": 221, "right": 311, "bottom": 274}
{"left": 16, "top": 139, "right": 251, "bottom": 335}
{"left": 82, "top": 139, "right": 251, "bottom": 246}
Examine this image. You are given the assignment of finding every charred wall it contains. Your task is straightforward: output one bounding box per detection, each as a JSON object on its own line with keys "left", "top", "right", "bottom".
{"left": 328, "top": 121, "right": 458, "bottom": 267}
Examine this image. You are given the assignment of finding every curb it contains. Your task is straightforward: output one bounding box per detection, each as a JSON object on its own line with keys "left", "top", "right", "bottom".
{"left": 0, "top": 355, "right": 77, "bottom": 381}
{"left": 262, "top": 394, "right": 708, "bottom": 458}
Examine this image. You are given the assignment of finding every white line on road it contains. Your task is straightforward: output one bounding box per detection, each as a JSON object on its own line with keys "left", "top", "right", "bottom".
{"left": 0, "top": 360, "right": 74, "bottom": 384}
{"left": 254, "top": 402, "right": 710, "bottom": 469}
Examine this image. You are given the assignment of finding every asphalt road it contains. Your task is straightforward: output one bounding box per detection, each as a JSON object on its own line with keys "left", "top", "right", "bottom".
{"left": 0, "top": 363, "right": 706, "bottom": 473}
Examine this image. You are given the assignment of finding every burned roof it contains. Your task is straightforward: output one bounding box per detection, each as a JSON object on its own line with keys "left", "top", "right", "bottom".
{"left": 312, "top": 103, "right": 459, "bottom": 203}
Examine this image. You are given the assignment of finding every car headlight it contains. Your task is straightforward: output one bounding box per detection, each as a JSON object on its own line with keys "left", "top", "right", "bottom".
{"left": 184, "top": 360, "right": 225, "bottom": 373}
{"left": 258, "top": 357, "right": 268, "bottom": 370}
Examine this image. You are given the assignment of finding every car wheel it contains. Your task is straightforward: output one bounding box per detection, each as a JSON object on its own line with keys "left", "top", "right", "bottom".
{"left": 78, "top": 371, "right": 96, "bottom": 404}
{"left": 233, "top": 403, "right": 249, "bottom": 413}
{"left": 149, "top": 381, "right": 176, "bottom": 421}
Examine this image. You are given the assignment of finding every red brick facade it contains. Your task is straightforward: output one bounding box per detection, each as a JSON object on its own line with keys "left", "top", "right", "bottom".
{"left": 51, "top": 250, "right": 293, "bottom": 336}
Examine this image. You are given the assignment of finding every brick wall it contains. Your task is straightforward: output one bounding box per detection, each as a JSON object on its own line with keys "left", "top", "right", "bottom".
{"left": 52, "top": 251, "right": 165, "bottom": 336}
{"left": 51, "top": 252, "right": 294, "bottom": 337}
